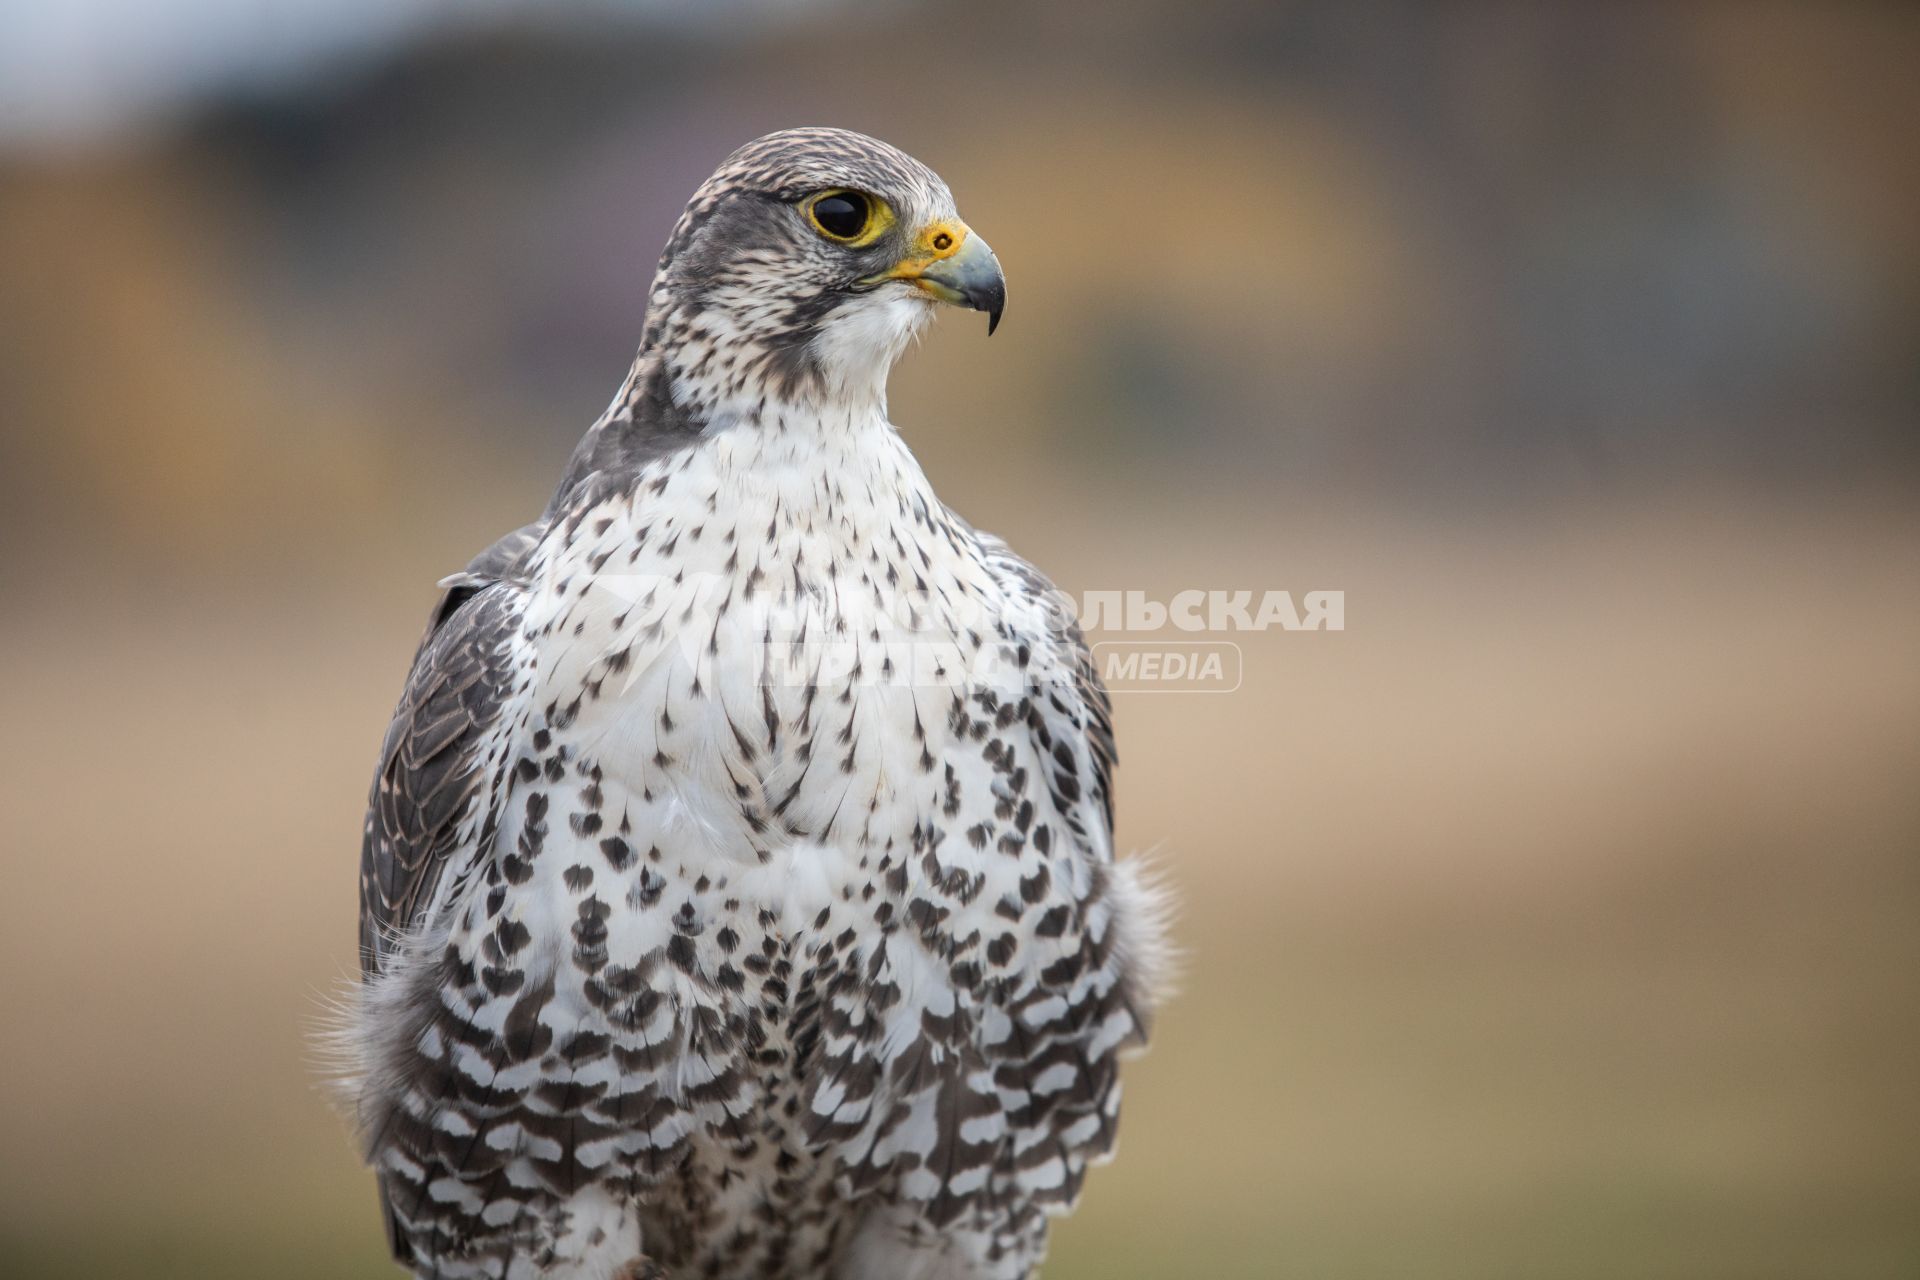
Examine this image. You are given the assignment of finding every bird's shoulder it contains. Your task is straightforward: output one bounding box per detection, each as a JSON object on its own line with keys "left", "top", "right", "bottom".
{"left": 543, "top": 369, "right": 705, "bottom": 522}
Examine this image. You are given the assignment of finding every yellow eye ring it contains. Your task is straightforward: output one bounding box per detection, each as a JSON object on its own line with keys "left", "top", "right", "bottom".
{"left": 805, "top": 188, "right": 895, "bottom": 247}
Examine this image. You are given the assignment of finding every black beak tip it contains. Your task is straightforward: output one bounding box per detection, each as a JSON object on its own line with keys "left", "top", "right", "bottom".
{"left": 975, "top": 279, "right": 1006, "bottom": 336}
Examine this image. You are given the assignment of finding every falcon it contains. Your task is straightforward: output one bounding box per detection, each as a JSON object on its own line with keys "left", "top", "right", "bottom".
{"left": 343, "top": 127, "right": 1169, "bottom": 1280}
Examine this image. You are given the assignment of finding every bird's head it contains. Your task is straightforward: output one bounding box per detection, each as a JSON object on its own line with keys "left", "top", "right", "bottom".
{"left": 636, "top": 127, "right": 1005, "bottom": 418}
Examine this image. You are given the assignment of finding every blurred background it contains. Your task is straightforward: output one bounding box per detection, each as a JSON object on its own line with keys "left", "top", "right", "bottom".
{"left": 2, "top": 2, "right": 1917, "bottom": 1276}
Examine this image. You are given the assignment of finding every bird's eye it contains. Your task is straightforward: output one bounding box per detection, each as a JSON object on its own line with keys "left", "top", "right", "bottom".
{"left": 807, "top": 190, "right": 874, "bottom": 242}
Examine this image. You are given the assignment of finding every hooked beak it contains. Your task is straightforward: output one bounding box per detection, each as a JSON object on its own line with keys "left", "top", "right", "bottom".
{"left": 861, "top": 219, "right": 1006, "bottom": 335}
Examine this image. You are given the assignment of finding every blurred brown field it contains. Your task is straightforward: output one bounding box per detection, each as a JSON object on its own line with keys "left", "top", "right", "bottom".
{"left": 1, "top": 2, "right": 1917, "bottom": 1277}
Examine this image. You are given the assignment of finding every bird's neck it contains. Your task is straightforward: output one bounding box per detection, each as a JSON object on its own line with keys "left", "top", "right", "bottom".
{"left": 613, "top": 294, "right": 925, "bottom": 430}
{"left": 605, "top": 350, "right": 892, "bottom": 456}
{"left": 589, "top": 360, "right": 940, "bottom": 534}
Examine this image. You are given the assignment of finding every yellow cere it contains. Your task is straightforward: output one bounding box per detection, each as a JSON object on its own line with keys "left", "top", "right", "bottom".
{"left": 885, "top": 219, "right": 972, "bottom": 281}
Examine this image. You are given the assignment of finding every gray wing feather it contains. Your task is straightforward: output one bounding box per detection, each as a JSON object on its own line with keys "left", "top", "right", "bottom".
{"left": 358, "top": 530, "right": 536, "bottom": 976}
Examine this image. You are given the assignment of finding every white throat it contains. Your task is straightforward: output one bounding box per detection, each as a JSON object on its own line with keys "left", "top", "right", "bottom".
{"left": 802, "top": 288, "right": 934, "bottom": 413}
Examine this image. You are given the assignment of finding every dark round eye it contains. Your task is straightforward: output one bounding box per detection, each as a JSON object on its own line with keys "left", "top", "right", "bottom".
{"left": 810, "top": 191, "right": 871, "bottom": 241}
